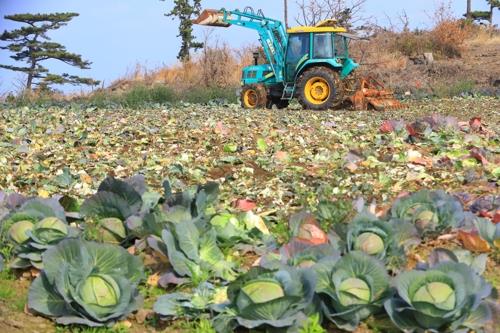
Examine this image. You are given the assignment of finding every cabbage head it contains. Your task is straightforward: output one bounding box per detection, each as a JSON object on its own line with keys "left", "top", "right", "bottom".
{"left": 9, "top": 217, "right": 78, "bottom": 269}
{"left": 28, "top": 238, "right": 145, "bottom": 327}
{"left": 213, "top": 267, "right": 316, "bottom": 333}
{"left": 389, "top": 190, "right": 464, "bottom": 235}
{"left": 346, "top": 213, "right": 393, "bottom": 259}
{"left": 346, "top": 213, "right": 420, "bottom": 271}
{"left": 315, "top": 252, "right": 392, "bottom": 331}
{"left": 385, "top": 262, "right": 493, "bottom": 332}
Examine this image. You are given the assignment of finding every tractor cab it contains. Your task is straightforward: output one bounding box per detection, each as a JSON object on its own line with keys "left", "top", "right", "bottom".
{"left": 277, "top": 22, "right": 359, "bottom": 109}
{"left": 284, "top": 25, "right": 358, "bottom": 83}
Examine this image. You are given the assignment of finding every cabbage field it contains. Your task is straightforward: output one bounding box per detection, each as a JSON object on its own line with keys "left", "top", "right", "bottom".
{"left": 0, "top": 97, "right": 499, "bottom": 333}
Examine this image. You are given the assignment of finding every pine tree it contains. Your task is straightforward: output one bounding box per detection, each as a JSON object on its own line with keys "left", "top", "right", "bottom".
{"left": 467, "top": 0, "right": 500, "bottom": 25}
{"left": 487, "top": 0, "right": 500, "bottom": 25}
{"left": 165, "top": 0, "right": 203, "bottom": 61}
{"left": 0, "top": 13, "right": 99, "bottom": 92}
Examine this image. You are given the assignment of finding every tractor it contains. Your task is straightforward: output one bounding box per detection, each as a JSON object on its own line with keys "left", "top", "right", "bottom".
{"left": 194, "top": 7, "right": 404, "bottom": 111}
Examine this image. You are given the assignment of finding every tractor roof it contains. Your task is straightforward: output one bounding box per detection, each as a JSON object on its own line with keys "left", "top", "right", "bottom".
{"left": 287, "top": 26, "right": 347, "bottom": 33}
{"left": 287, "top": 20, "right": 347, "bottom": 34}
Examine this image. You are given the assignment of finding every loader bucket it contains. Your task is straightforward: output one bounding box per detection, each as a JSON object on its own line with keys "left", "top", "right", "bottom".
{"left": 348, "top": 76, "right": 406, "bottom": 111}
{"left": 193, "top": 9, "right": 231, "bottom": 27}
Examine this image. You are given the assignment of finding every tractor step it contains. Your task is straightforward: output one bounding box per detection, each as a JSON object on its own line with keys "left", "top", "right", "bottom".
{"left": 281, "top": 84, "right": 295, "bottom": 100}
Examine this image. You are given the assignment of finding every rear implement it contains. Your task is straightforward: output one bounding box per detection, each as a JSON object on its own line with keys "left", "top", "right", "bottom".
{"left": 348, "top": 76, "right": 407, "bottom": 111}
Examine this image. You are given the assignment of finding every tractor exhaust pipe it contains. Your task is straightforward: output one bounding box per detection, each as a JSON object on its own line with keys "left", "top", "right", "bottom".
{"left": 253, "top": 52, "right": 259, "bottom": 66}
{"left": 193, "top": 9, "right": 231, "bottom": 27}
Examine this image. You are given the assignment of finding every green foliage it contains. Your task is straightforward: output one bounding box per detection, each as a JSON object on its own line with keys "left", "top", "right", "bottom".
{"left": 55, "top": 324, "right": 129, "bottom": 333}
{"left": 178, "top": 86, "right": 238, "bottom": 104}
{"left": 315, "top": 199, "right": 353, "bottom": 232}
{"left": 260, "top": 238, "right": 340, "bottom": 271}
{"left": 164, "top": 0, "right": 204, "bottom": 61}
{"left": 192, "top": 318, "right": 217, "bottom": 333}
{"left": 174, "top": 317, "right": 216, "bottom": 333}
{"left": 148, "top": 224, "right": 236, "bottom": 285}
{"left": 121, "top": 84, "right": 176, "bottom": 108}
{"left": 0, "top": 12, "right": 99, "bottom": 90}
{"left": 0, "top": 273, "right": 27, "bottom": 311}
{"left": 432, "top": 80, "right": 476, "bottom": 98}
{"left": 2, "top": 84, "right": 238, "bottom": 108}
{"left": 154, "top": 282, "right": 227, "bottom": 320}
{"left": 209, "top": 210, "right": 271, "bottom": 246}
{"left": 300, "top": 313, "right": 326, "bottom": 333}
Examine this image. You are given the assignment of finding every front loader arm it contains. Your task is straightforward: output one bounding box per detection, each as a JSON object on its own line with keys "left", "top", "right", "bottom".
{"left": 194, "top": 8, "right": 288, "bottom": 82}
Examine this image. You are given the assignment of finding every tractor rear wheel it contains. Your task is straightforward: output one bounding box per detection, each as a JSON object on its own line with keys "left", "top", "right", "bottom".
{"left": 297, "top": 67, "right": 344, "bottom": 110}
{"left": 240, "top": 84, "right": 267, "bottom": 109}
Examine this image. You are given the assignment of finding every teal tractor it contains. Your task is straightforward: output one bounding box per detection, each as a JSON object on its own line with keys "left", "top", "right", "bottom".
{"left": 194, "top": 7, "right": 404, "bottom": 111}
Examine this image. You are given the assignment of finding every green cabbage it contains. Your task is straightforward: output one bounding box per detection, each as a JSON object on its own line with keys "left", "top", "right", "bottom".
{"left": 213, "top": 267, "right": 316, "bottom": 332}
{"left": 315, "top": 252, "right": 392, "bottom": 331}
{"left": 389, "top": 190, "right": 465, "bottom": 235}
{"left": 385, "top": 262, "right": 493, "bottom": 332}
{"left": 28, "top": 238, "right": 145, "bottom": 326}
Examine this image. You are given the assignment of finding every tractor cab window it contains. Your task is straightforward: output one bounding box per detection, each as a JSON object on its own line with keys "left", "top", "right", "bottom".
{"left": 313, "top": 33, "right": 333, "bottom": 59}
{"left": 334, "top": 35, "right": 347, "bottom": 58}
{"left": 285, "top": 33, "right": 310, "bottom": 81}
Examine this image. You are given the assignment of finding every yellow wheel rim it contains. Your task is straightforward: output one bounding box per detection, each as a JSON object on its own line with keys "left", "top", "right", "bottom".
{"left": 304, "top": 77, "right": 330, "bottom": 105}
{"left": 243, "top": 89, "right": 258, "bottom": 108}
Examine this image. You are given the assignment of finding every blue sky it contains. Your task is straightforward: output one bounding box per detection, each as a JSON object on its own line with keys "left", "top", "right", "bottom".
{"left": 0, "top": 0, "right": 497, "bottom": 93}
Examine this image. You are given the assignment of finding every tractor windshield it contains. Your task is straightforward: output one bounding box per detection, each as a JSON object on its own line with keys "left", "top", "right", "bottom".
{"left": 313, "top": 33, "right": 333, "bottom": 59}
{"left": 334, "top": 35, "right": 347, "bottom": 58}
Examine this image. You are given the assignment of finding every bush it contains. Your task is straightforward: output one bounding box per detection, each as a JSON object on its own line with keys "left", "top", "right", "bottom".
{"left": 122, "top": 84, "right": 175, "bottom": 107}
{"left": 179, "top": 86, "right": 238, "bottom": 104}
{"left": 393, "top": 31, "right": 432, "bottom": 57}
{"left": 392, "top": 20, "right": 472, "bottom": 59}
{"left": 430, "top": 20, "right": 471, "bottom": 58}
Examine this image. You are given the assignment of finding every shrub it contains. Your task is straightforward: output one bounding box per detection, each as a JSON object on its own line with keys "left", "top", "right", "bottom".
{"left": 430, "top": 20, "right": 471, "bottom": 58}
{"left": 432, "top": 79, "right": 476, "bottom": 98}
{"left": 122, "top": 83, "right": 175, "bottom": 107}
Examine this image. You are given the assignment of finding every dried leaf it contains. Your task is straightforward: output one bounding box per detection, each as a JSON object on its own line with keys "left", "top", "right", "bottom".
{"left": 457, "top": 230, "right": 491, "bottom": 253}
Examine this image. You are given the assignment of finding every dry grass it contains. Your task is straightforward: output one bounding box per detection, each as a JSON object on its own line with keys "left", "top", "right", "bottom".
{"left": 109, "top": 41, "right": 256, "bottom": 93}
{"left": 466, "top": 26, "right": 500, "bottom": 46}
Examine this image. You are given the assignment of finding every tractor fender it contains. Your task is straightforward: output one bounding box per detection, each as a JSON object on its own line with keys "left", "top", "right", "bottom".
{"left": 294, "top": 60, "right": 343, "bottom": 83}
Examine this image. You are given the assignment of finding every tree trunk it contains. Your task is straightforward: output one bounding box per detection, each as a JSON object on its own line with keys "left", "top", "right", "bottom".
{"left": 466, "top": 0, "right": 472, "bottom": 19}
{"left": 284, "top": 0, "right": 289, "bottom": 28}
{"left": 489, "top": 4, "right": 494, "bottom": 26}
{"left": 26, "top": 56, "right": 36, "bottom": 92}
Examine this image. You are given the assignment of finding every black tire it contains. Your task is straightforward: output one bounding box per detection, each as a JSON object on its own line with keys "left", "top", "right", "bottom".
{"left": 296, "top": 67, "right": 344, "bottom": 110}
{"left": 240, "top": 84, "right": 267, "bottom": 109}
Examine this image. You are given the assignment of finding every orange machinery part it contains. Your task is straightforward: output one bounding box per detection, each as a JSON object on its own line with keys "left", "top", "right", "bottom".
{"left": 349, "top": 76, "right": 406, "bottom": 111}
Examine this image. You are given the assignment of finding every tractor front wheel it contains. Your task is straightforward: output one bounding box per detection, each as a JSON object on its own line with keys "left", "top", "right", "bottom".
{"left": 297, "top": 67, "right": 344, "bottom": 110}
{"left": 240, "top": 85, "right": 267, "bottom": 109}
